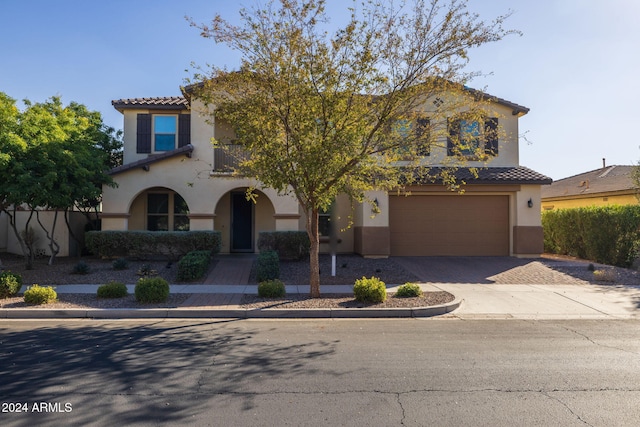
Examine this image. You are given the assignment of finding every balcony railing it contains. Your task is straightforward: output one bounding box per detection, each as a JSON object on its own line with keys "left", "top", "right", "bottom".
{"left": 213, "top": 144, "right": 250, "bottom": 172}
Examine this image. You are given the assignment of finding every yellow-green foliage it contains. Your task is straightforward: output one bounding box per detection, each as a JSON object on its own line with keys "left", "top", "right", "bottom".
{"left": 23, "top": 284, "right": 57, "bottom": 305}
{"left": 0, "top": 271, "right": 23, "bottom": 298}
{"left": 353, "top": 276, "right": 387, "bottom": 303}
{"left": 395, "top": 282, "right": 423, "bottom": 298}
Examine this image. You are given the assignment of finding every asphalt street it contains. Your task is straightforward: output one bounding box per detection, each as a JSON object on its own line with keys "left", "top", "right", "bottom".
{"left": 1, "top": 318, "right": 639, "bottom": 426}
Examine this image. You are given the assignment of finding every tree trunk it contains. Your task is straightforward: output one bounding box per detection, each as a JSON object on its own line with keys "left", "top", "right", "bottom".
{"left": 306, "top": 207, "right": 321, "bottom": 298}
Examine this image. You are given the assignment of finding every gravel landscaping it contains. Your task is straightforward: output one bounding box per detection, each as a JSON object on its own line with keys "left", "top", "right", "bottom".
{"left": 0, "top": 252, "right": 448, "bottom": 310}
{"left": 2, "top": 252, "right": 639, "bottom": 311}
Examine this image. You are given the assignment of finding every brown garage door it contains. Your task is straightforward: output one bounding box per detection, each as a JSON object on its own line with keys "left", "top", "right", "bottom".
{"left": 389, "top": 195, "right": 509, "bottom": 256}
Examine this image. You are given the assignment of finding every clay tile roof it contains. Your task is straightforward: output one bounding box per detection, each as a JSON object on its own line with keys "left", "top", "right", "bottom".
{"left": 541, "top": 165, "right": 636, "bottom": 199}
{"left": 111, "top": 97, "right": 189, "bottom": 111}
{"left": 408, "top": 166, "right": 552, "bottom": 185}
{"left": 108, "top": 144, "right": 194, "bottom": 176}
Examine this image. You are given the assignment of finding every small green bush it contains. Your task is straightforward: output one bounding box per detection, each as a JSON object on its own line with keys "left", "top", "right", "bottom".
{"left": 97, "top": 281, "right": 128, "bottom": 298}
{"left": 395, "top": 282, "right": 423, "bottom": 298}
{"left": 353, "top": 276, "right": 387, "bottom": 303}
{"left": 23, "top": 284, "right": 57, "bottom": 305}
{"left": 258, "top": 279, "right": 286, "bottom": 298}
{"left": 177, "top": 250, "right": 211, "bottom": 281}
{"left": 256, "top": 250, "right": 280, "bottom": 282}
{"left": 0, "top": 271, "right": 23, "bottom": 298}
{"left": 71, "top": 260, "right": 90, "bottom": 275}
{"left": 112, "top": 257, "right": 129, "bottom": 270}
{"left": 135, "top": 277, "right": 170, "bottom": 303}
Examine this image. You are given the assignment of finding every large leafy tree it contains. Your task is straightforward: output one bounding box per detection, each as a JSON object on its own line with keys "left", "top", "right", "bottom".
{"left": 190, "top": 0, "right": 517, "bottom": 297}
{"left": 0, "top": 94, "right": 120, "bottom": 266}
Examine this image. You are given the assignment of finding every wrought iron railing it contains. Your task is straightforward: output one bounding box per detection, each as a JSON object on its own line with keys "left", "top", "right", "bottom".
{"left": 213, "top": 144, "right": 249, "bottom": 172}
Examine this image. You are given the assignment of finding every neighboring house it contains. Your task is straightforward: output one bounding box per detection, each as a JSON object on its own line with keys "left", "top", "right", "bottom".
{"left": 100, "top": 85, "right": 551, "bottom": 258}
{"left": 541, "top": 165, "right": 638, "bottom": 211}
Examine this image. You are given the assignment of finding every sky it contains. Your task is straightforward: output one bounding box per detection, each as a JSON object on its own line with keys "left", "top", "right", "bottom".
{"left": 2, "top": 0, "right": 639, "bottom": 181}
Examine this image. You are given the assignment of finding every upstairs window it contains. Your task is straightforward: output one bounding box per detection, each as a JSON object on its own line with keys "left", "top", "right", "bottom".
{"left": 392, "top": 116, "right": 430, "bottom": 159}
{"left": 447, "top": 117, "right": 498, "bottom": 158}
{"left": 154, "top": 115, "right": 177, "bottom": 151}
{"left": 136, "top": 114, "right": 190, "bottom": 154}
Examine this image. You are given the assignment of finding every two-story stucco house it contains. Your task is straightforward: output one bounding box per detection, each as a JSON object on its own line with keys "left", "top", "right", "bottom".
{"left": 101, "top": 85, "right": 551, "bottom": 258}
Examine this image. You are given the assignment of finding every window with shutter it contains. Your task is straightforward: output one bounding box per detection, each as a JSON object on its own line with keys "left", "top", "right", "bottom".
{"left": 178, "top": 114, "right": 191, "bottom": 147}
{"left": 136, "top": 114, "right": 152, "bottom": 154}
{"left": 447, "top": 117, "right": 498, "bottom": 158}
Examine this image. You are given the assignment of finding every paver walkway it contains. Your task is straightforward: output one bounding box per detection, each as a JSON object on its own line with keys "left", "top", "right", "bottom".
{"left": 181, "top": 255, "right": 254, "bottom": 307}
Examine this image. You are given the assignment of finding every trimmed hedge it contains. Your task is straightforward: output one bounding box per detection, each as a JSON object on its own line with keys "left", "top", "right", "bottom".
{"left": 177, "top": 250, "right": 212, "bottom": 281}
{"left": 542, "top": 205, "right": 640, "bottom": 267}
{"left": 256, "top": 250, "right": 280, "bottom": 282}
{"left": 86, "top": 231, "right": 221, "bottom": 259}
{"left": 257, "top": 231, "right": 310, "bottom": 261}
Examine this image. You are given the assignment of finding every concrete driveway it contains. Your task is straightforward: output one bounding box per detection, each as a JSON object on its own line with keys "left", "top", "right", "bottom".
{"left": 394, "top": 256, "right": 640, "bottom": 319}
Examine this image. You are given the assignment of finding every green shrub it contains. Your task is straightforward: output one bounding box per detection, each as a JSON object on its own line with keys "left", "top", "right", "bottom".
{"left": 258, "top": 279, "right": 286, "bottom": 298}
{"left": 71, "top": 260, "right": 90, "bottom": 275}
{"left": 353, "top": 276, "right": 387, "bottom": 303}
{"left": 256, "top": 250, "right": 280, "bottom": 282}
{"left": 135, "top": 277, "right": 170, "bottom": 303}
{"left": 85, "top": 230, "right": 222, "bottom": 259}
{"left": 542, "top": 205, "right": 640, "bottom": 267}
{"left": 97, "top": 281, "right": 128, "bottom": 298}
{"left": 395, "top": 282, "right": 423, "bottom": 298}
{"left": 0, "top": 271, "right": 23, "bottom": 298}
{"left": 112, "top": 257, "right": 129, "bottom": 270}
{"left": 177, "top": 250, "right": 212, "bottom": 281}
{"left": 257, "top": 231, "right": 310, "bottom": 261}
{"left": 23, "top": 284, "right": 57, "bottom": 305}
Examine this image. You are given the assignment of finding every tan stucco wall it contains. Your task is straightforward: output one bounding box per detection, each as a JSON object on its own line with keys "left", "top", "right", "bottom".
{"left": 542, "top": 193, "right": 639, "bottom": 211}
{"left": 391, "top": 94, "right": 521, "bottom": 169}
{"left": 3, "top": 210, "right": 90, "bottom": 257}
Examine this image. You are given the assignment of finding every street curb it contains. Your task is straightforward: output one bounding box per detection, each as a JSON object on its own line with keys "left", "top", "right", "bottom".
{"left": 0, "top": 298, "right": 461, "bottom": 320}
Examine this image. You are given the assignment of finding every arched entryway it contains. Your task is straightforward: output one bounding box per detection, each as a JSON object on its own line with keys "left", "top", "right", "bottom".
{"left": 214, "top": 189, "right": 276, "bottom": 253}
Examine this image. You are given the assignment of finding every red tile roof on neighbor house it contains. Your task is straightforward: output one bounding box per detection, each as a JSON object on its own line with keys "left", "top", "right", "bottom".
{"left": 541, "top": 165, "right": 637, "bottom": 199}
{"left": 111, "top": 97, "right": 189, "bottom": 112}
